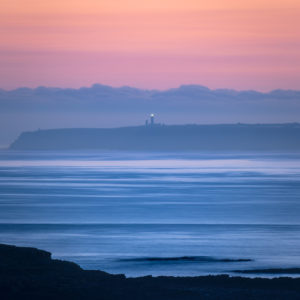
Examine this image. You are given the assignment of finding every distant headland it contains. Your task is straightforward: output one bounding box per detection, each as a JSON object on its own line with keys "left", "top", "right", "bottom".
{"left": 9, "top": 123, "right": 300, "bottom": 151}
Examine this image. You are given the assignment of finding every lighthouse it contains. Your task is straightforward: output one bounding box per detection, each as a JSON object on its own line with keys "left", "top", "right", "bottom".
{"left": 150, "top": 113, "right": 154, "bottom": 126}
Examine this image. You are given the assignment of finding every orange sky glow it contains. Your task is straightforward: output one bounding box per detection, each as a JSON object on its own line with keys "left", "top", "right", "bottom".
{"left": 1, "top": 0, "right": 300, "bottom": 90}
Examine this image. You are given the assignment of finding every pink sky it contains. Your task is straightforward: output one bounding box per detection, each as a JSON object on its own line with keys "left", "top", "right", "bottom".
{"left": 1, "top": 0, "right": 300, "bottom": 91}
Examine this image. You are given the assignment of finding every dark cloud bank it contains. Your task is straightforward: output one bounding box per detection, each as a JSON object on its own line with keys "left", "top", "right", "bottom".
{"left": 1, "top": 84, "right": 300, "bottom": 146}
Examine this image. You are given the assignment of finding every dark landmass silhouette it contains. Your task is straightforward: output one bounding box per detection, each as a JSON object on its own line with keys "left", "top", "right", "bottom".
{"left": 1, "top": 244, "right": 300, "bottom": 300}
{"left": 10, "top": 123, "right": 300, "bottom": 151}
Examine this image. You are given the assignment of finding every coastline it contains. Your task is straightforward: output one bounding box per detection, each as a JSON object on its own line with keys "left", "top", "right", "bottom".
{"left": 9, "top": 124, "right": 300, "bottom": 151}
{"left": 1, "top": 243, "right": 300, "bottom": 300}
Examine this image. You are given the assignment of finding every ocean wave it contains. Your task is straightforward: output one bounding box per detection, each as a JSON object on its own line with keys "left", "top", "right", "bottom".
{"left": 233, "top": 268, "right": 300, "bottom": 274}
{"left": 118, "top": 256, "right": 252, "bottom": 263}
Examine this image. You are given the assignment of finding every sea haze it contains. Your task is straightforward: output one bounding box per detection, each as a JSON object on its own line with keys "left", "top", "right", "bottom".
{"left": 1, "top": 84, "right": 300, "bottom": 146}
{"left": 0, "top": 150, "right": 300, "bottom": 277}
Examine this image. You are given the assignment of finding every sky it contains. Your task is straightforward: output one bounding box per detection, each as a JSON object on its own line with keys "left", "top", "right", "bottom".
{"left": 1, "top": 0, "right": 300, "bottom": 91}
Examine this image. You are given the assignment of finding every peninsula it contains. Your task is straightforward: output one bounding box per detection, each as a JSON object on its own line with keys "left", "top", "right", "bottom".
{"left": 9, "top": 123, "right": 300, "bottom": 151}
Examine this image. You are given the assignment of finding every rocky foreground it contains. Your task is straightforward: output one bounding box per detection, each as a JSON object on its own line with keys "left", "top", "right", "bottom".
{"left": 1, "top": 244, "right": 300, "bottom": 300}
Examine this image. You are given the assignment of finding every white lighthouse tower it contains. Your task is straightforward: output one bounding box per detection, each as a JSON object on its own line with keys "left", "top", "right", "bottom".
{"left": 150, "top": 113, "right": 154, "bottom": 126}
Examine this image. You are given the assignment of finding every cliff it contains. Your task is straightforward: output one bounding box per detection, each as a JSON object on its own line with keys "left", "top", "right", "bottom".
{"left": 9, "top": 123, "right": 300, "bottom": 151}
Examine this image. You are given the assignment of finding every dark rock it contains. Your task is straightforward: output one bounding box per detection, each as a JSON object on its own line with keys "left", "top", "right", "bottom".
{"left": 1, "top": 243, "right": 300, "bottom": 300}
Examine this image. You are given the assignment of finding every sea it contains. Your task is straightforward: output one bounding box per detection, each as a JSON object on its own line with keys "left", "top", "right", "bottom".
{"left": 0, "top": 150, "right": 300, "bottom": 277}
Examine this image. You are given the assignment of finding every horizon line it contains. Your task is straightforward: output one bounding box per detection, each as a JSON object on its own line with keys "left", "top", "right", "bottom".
{"left": 19, "top": 122, "right": 300, "bottom": 132}
{"left": 1, "top": 83, "right": 300, "bottom": 93}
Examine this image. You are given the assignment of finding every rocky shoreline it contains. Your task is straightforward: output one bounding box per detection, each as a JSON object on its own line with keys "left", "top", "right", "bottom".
{"left": 1, "top": 243, "right": 300, "bottom": 300}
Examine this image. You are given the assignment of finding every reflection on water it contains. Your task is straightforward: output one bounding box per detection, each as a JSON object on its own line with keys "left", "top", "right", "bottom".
{"left": 0, "top": 150, "right": 300, "bottom": 277}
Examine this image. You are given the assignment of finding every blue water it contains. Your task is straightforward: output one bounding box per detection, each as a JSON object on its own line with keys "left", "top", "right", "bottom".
{"left": 0, "top": 150, "right": 300, "bottom": 277}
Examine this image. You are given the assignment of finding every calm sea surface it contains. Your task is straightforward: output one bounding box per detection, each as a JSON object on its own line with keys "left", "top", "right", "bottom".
{"left": 0, "top": 150, "right": 300, "bottom": 277}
